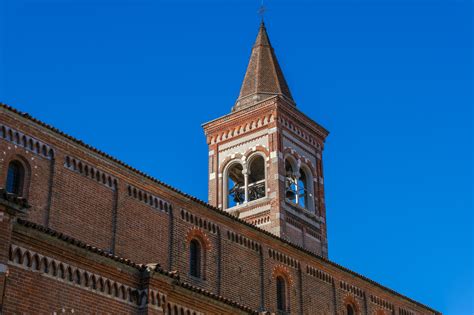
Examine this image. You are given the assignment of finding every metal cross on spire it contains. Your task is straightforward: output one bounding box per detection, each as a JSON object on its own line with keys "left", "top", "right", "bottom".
{"left": 258, "top": 0, "right": 266, "bottom": 21}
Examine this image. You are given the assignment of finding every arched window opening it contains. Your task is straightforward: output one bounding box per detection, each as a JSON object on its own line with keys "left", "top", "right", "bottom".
{"left": 276, "top": 276, "right": 287, "bottom": 312}
{"left": 6, "top": 160, "right": 25, "bottom": 196}
{"left": 248, "top": 155, "right": 266, "bottom": 202}
{"left": 297, "top": 169, "right": 308, "bottom": 209}
{"left": 227, "top": 163, "right": 244, "bottom": 208}
{"left": 285, "top": 158, "right": 312, "bottom": 210}
{"left": 285, "top": 159, "right": 297, "bottom": 204}
{"left": 189, "top": 239, "right": 201, "bottom": 278}
{"left": 347, "top": 304, "right": 355, "bottom": 315}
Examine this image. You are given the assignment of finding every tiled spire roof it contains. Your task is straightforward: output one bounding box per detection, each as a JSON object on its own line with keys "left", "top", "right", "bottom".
{"left": 233, "top": 21, "right": 295, "bottom": 112}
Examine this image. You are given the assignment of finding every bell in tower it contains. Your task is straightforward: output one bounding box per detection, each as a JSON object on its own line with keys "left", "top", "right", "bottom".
{"left": 202, "top": 22, "right": 329, "bottom": 257}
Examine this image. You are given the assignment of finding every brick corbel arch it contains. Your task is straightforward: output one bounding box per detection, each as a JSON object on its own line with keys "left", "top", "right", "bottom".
{"left": 243, "top": 145, "right": 270, "bottom": 160}
{"left": 220, "top": 156, "right": 245, "bottom": 209}
{"left": 283, "top": 150, "right": 318, "bottom": 212}
{"left": 219, "top": 153, "right": 244, "bottom": 174}
{"left": 343, "top": 294, "right": 362, "bottom": 315}
{"left": 185, "top": 228, "right": 210, "bottom": 280}
{"left": 185, "top": 227, "right": 211, "bottom": 251}
{"left": 283, "top": 148, "right": 317, "bottom": 177}
{"left": 282, "top": 148, "right": 301, "bottom": 160}
{"left": 271, "top": 264, "right": 294, "bottom": 286}
{"left": 299, "top": 158, "right": 317, "bottom": 177}
{"left": 283, "top": 150, "right": 300, "bottom": 174}
{"left": 246, "top": 148, "right": 269, "bottom": 200}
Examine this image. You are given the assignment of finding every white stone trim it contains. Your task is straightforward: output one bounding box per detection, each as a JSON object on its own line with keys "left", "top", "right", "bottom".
{"left": 219, "top": 129, "right": 268, "bottom": 151}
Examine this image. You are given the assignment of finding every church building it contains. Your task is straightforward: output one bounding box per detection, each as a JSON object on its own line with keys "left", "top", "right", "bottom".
{"left": 0, "top": 22, "right": 438, "bottom": 315}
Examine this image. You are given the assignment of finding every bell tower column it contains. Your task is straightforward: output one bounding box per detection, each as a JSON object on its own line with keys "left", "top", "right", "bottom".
{"left": 203, "top": 22, "right": 329, "bottom": 257}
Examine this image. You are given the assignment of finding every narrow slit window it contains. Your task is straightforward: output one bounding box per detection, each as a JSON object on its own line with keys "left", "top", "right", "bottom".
{"left": 227, "top": 163, "right": 244, "bottom": 208}
{"left": 297, "top": 169, "right": 307, "bottom": 209}
{"left": 347, "top": 305, "right": 355, "bottom": 315}
{"left": 189, "top": 239, "right": 201, "bottom": 278}
{"left": 276, "top": 276, "right": 287, "bottom": 312}
{"left": 248, "top": 155, "right": 266, "bottom": 202}
{"left": 285, "top": 160, "right": 297, "bottom": 204}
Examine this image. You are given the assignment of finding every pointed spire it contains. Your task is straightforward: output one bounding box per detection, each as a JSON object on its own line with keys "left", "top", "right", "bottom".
{"left": 233, "top": 22, "right": 295, "bottom": 112}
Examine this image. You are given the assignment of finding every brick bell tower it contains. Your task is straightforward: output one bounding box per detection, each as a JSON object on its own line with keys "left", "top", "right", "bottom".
{"left": 203, "top": 22, "right": 329, "bottom": 257}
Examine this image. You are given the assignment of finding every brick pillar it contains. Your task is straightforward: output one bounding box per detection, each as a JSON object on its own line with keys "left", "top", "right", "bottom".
{"left": 139, "top": 267, "right": 164, "bottom": 315}
{"left": 0, "top": 190, "right": 29, "bottom": 313}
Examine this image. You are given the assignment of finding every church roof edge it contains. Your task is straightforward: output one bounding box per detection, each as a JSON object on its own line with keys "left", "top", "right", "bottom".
{"left": 0, "top": 102, "right": 440, "bottom": 315}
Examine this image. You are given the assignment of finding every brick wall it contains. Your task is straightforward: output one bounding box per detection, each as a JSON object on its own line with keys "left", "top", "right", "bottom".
{"left": 220, "top": 230, "right": 262, "bottom": 310}
{"left": 50, "top": 153, "right": 116, "bottom": 250}
{"left": 114, "top": 182, "right": 170, "bottom": 265}
{"left": 0, "top": 106, "right": 439, "bottom": 315}
{"left": 4, "top": 267, "right": 136, "bottom": 314}
{"left": 3, "top": 221, "right": 253, "bottom": 314}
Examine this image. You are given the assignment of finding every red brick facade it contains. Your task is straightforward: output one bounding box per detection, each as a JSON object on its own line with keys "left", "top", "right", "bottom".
{"left": 203, "top": 23, "right": 329, "bottom": 257}
{"left": 203, "top": 97, "right": 329, "bottom": 257}
{"left": 0, "top": 22, "right": 439, "bottom": 315}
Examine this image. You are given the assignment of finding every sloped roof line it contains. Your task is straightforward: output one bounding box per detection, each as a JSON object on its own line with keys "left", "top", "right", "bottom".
{"left": 0, "top": 103, "right": 438, "bottom": 314}
{"left": 14, "top": 218, "right": 259, "bottom": 314}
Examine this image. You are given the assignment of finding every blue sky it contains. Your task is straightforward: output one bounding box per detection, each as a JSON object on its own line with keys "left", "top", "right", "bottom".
{"left": 1, "top": 0, "right": 472, "bottom": 313}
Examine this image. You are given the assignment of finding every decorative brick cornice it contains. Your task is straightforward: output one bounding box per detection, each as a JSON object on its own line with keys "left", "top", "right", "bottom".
{"left": 276, "top": 101, "right": 329, "bottom": 141}
{"left": 180, "top": 209, "right": 219, "bottom": 234}
{"left": 9, "top": 245, "right": 146, "bottom": 307}
{"left": 64, "top": 155, "right": 118, "bottom": 190}
{"left": 0, "top": 122, "right": 55, "bottom": 159}
{"left": 370, "top": 294, "right": 395, "bottom": 312}
{"left": 245, "top": 211, "right": 270, "bottom": 227}
{"left": 305, "top": 226, "right": 322, "bottom": 241}
{"left": 207, "top": 112, "right": 275, "bottom": 145}
{"left": 16, "top": 218, "right": 144, "bottom": 269}
{"left": 399, "top": 307, "right": 417, "bottom": 315}
{"left": 127, "top": 184, "right": 171, "bottom": 213}
{"left": 279, "top": 115, "right": 323, "bottom": 148}
{"left": 202, "top": 97, "right": 278, "bottom": 130}
{"left": 306, "top": 265, "right": 333, "bottom": 285}
{"left": 13, "top": 219, "right": 258, "bottom": 314}
{"left": 284, "top": 204, "right": 322, "bottom": 227}
{"left": 268, "top": 249, "right": 300, "bottom": 270}
{"left": 226, "top": 230, "right": 261, "bottom": 253}
{"left": 340, "top": 280, "right": 365, "bottom": 299}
